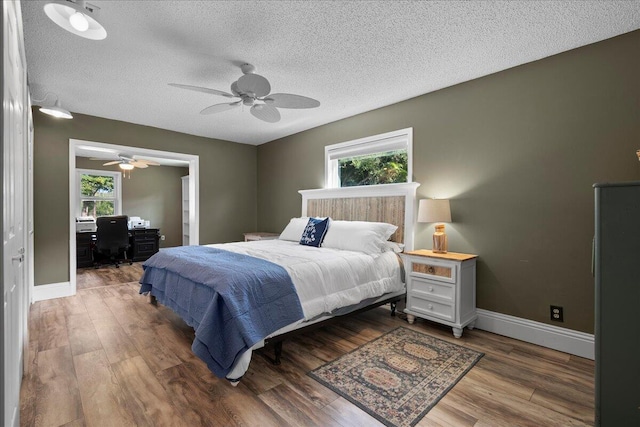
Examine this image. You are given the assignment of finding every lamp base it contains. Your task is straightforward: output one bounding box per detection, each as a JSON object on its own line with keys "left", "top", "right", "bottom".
{"left": 432, "top": 224, "right": 448, "bottom": 254}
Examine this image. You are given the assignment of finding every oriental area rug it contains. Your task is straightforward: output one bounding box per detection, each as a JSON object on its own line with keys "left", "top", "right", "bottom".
{"left": 308, "top": 327, "right": 483, "bottom": 427}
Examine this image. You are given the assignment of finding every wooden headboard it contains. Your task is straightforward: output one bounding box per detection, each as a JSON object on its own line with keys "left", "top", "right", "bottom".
{"left": 299, "top": 182, "right": 420, "bottom": 251}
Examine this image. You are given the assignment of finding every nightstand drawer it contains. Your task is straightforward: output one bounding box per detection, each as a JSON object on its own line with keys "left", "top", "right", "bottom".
{"left": 409, "top": 258, "right": 456, "bottom": 284}
{"left": 410, "top": 278, "right": 454, "bottom": 303}
{"left": 407, "top": 296, "right": 455, "bottom": 322}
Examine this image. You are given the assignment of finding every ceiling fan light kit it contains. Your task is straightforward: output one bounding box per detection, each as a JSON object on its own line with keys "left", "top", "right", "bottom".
{"left": 98, "top": 154, "right": 160, "bottom": 172}
{"left": 170, "top": 63, "right": 320, "bottom": 123}
{"left": 44, "top": 0, "right": 107, "bottom": 40}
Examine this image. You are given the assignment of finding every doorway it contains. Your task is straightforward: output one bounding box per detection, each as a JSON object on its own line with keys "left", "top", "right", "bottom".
{"left": 68, "top": 138, "right": 199, "bottom": 296}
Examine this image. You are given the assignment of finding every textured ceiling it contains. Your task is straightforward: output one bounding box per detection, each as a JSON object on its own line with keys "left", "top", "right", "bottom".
{"left": 21, "top": 1, "right": 640, "bottom": 145}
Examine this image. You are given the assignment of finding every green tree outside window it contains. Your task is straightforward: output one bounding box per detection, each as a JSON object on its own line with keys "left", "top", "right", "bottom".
{"left": 339, "top": 150, "right": 408, "bottom": 187}
{"left": 80, "top": 174, "right": 115, "bottom": 217}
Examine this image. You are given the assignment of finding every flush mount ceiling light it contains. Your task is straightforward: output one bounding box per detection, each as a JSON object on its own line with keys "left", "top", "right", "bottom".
{"left": 33, "top": 93, "right": 73, "bottom": 119}
{"left": 44, "top": 0, "right": 107, "bottom": 40}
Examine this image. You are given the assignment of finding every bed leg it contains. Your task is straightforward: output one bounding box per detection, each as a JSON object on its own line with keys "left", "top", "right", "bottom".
{"left": 150, "top": 295, "right": 157, "bottom": 306}
{"left": 273, "top": 341, "right": 282, "bottom": 365}
{"left": 390, "top": 302, "right": 397, "bottom": 317}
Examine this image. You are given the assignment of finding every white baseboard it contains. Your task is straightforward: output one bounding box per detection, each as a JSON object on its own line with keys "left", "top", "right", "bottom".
{"left": 475, "top": 309, "right": 594, "bottom": 360}
{"left": 32, "top": 282, "right": 74, "bottom": 302}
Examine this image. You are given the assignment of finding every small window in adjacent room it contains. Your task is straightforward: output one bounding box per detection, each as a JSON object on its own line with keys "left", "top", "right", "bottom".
{"left": 76, "top": 169, "right": 122, "bottom": 218}
{"left": 325, "top": 127, "right": 413, "bottom": 188}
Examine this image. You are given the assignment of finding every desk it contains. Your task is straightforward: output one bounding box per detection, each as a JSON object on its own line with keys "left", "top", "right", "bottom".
{"left": 76, "top": 232, "right": 95, "bottom": 267}
{"left": 76, "top": 228, "right": 160, "bottom": 267}
{"left": 129, "top": 228, "right": 161, "bottom": 261}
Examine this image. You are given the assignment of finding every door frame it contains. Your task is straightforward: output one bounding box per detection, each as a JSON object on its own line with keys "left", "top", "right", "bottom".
{"left": 68, "top": 138, "right": 199, "bottom": 295}
{"left": 3, "top": 1, "right": 29, "bottom": 424}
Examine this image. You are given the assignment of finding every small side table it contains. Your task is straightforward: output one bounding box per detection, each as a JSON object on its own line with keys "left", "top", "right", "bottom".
{"left": 402, "top": 249, "right": 478, "bottom": 338}
{"left": 243, "top": 232, "right": 280, "bottom": 242}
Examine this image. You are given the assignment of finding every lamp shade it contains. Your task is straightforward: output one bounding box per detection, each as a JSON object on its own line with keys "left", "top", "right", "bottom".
{"left": 418, "top": 199, "right": 451, "bottom": 223}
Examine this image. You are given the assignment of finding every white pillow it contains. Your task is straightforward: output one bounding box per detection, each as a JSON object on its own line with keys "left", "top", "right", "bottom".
{"left": 382, "top": 241, "right": 404, "bottom": 253}
{"left": 322, "top": 220, "right": 398, "bottom": 254}
{"left": 279, "top": 217, "right": 310, "bottom": 241}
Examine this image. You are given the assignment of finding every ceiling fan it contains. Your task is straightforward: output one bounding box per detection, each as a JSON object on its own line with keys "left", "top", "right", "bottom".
{"left": 169, "top": 63, "right": 320, "bottom": 123}
{"left": 93, "top": 154, "right": 160, "bottom": 170}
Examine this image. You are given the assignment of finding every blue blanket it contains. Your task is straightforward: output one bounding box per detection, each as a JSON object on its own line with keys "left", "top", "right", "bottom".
{"left": 139, "top": 246, "right": 304, "bottom": 378}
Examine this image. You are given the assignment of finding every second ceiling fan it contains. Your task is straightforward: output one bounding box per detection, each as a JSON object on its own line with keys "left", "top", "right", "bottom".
{"left": 169, "top": 63, "right": 320, "bottom": 123}
{"left": 99, "top": 154, "right": 160, "bottom": 170}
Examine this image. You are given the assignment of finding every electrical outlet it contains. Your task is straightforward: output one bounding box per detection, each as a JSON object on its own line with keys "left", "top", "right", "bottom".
{"left": 161, "top": 235, "right": 165, "bottom": 241}
{"left": 550, "top": 305, "right": 564, "bottom": 322}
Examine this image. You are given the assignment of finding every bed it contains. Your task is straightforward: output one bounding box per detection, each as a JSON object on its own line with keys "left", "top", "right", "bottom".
{"left": 139, "top": 182, "right": 420, "bottom": 384}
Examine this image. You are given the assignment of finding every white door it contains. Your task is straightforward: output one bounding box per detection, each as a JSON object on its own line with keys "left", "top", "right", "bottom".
{"left": 3, "top": 1, "right": 28, "bottom": 426}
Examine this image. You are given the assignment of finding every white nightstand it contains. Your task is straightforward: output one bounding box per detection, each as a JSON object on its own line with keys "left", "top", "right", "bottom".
{"left": 402, "top": 250, "right": 478, "bottom": 338}
{"left": 243, "top": 232, "right": 280, "bottom": 242}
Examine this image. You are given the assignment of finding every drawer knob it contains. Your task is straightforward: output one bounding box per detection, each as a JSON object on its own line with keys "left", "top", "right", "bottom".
{"left": 427, "top": 266, "right": 435, "bottom": 274}
{"left": 428, "top": 286, "right": 434, "bottom": 292}
{"left": 428, "top": 304, "right": 434, "bottom": 310}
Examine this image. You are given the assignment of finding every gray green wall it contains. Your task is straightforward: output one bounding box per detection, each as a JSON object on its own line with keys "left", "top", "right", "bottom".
{"left": 34, "top": 112, "right": 257, "bottom": 286}
{"left": 75, "top": 157, "right": 188, "bottom": 248}
{"left": 257, "top": 30, "right": 640, "bottom": 334}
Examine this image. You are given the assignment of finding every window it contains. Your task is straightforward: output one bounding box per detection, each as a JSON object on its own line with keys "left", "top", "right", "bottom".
{"left": 76, "top": 169, "right": 121, "bottom": 218}
{"left": 325, "top": 128, "right": 412, "bottom": 188}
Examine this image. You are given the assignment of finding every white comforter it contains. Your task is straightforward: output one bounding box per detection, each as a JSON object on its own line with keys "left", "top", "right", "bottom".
{"left": 207, "top": 239, "right": 404, "bottom": 320}
{"left": 205, "top": 239, "right": 404, "bottom": 383}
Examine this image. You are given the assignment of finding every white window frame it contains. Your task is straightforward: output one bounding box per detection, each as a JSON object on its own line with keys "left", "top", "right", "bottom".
{"left": 75, "top": 168, "right": 122, "bottom": 218}
{"left": 324, "top": 127, "right": 413, "bottom": 188}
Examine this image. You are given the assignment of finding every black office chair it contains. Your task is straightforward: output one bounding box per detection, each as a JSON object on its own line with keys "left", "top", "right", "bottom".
{"left": 94, "top": 215, "right": 132, "bottom": 268}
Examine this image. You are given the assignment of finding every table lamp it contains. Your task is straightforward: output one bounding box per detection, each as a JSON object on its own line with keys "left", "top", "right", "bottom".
{"left": 418, "top": 199, "right": 452, "bottom": 253}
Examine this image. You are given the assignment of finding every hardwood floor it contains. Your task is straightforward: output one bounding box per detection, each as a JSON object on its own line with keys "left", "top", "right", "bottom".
{"left": 21, "top": 265, "right": 595, "bottom": 426}
{"left": 76, "top": 263, "right": 142, "bottom": 290}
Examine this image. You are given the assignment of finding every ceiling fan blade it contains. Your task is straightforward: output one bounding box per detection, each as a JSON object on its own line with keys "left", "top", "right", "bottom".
{"left": 265, "top": 93, "right": 320, "bottom": 109}
{"left": 200, "top": 101, "right": 241, "bottom": 115}
{"left": 168, "top": 83, "right": 235, "bottom": 98}
{"left": 103, "top": 160, "right": 121, "bottom": 166}
{"left": 237, "top": 74, "right": 271, "bottom": 97}
{"left": 250, "top": 104, "right": 280, "bottom": 123}
{"left": 133, "top": 158, "right": 160, "bottom": 166}
{"left": 230, "top": 81, "right": 240, "bottom": 96}
{"left": 132, "top": 162, "right": 149, "bottom": 168}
